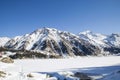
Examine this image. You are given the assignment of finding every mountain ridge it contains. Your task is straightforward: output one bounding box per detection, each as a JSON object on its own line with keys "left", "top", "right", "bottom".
{"left": 0, "top": 27, "right": 120, "bottom": 57}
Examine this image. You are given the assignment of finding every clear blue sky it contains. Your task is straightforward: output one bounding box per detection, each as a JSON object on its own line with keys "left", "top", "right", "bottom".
{"left": 0, "top": 0, "right": 120, "bottom": 37}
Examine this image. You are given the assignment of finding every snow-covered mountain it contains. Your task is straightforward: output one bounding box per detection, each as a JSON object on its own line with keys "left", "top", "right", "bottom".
{"left": 79, "top": 30, "right": 107, "bottom": 47}
{"left": 0, "top": 28, "right": 120, "bottom": 57}
{"left": 0, "top": 37, "right": 10, "bottom": 47}
{"left": 105, "top": 33, "right": 120, "bottom": 47}
{"left": 4, "top": 28, "right": 100, "bottom": 57}
{"left": 79, "top": 31, "right": 120, "bottom": 48}
{"left": 79, "top": 31, "right": 120, "bottom": 54}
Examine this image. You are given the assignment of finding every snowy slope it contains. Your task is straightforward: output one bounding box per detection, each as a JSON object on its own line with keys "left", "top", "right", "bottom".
{"left": 105, "top": 33, "right": 120, "bottom": 47}
{"left": 79, "top": 30, "right": 107, "bottom": 47}
{"left": 5, "top": 28, "right": 61, "bottom": 50}
{"left": 0, "top": 37, "right": 10, "bottom": 47}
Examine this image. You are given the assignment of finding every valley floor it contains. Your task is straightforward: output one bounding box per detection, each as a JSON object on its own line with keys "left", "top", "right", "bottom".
{"left": 1, "top": 56, "right": 120, "bottom": 80}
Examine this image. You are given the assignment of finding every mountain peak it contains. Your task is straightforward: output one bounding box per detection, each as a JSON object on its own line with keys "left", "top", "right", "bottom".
{"left": 79, "top": 30, "right": 92, "bottom": 35}
{"left": 33, "top": 27, "right": 60, "bottom": 34}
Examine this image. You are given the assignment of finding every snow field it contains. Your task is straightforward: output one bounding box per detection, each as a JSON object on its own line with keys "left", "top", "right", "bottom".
{"left": 1, "top": 56, "right": 120, "bottom": 80}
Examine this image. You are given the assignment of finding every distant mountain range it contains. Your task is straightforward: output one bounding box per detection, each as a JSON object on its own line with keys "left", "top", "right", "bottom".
{"left": 0, "top": 28, "right": 120, "bottom": 57}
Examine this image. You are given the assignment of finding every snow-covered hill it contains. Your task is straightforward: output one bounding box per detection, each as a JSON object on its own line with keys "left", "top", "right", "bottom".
{"left": 0, "top": 28, "right": 120, "bottom": 57}
{"left": 0, "top": 37, "right": 10, "bottom": 47}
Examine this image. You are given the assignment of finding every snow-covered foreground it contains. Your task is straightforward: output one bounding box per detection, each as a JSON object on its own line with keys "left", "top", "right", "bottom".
{"left": 1, "top": 56, "right": 120, "bottom": 80}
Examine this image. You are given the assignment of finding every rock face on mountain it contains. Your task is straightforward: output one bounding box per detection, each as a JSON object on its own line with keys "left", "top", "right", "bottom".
{"left": 0, "top": 28, "right": 120, "bottom": 57}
